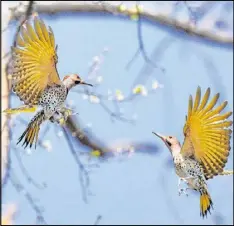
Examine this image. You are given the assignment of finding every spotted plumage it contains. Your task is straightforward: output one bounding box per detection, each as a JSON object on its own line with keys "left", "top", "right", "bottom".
{"left": 153, "top": 86, "right": 233, "bottom": 218}
{"left": 38, "top": 84, "right": 68, "bottom": 119}
{"left": 3, "top": 17, "right": 93, "bottom": 149}
{"left": 174, "top": 155, "right": 204, "bottom": 179}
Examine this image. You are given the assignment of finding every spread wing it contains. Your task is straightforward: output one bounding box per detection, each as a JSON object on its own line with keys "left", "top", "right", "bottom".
{"left": 180, "top": 86, "right": 233, "bottom": 180}
{"left": 11, "top": 17, "right": 62, "bottom": 106}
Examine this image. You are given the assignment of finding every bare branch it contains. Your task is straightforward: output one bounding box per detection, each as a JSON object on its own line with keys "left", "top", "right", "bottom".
{"left": 131, "top": 36, "right": 175, "bottom": 90}
{"left": 2, "top": 15, "right": 11, "bottom": 185}
{"left": 13, "top": 1, "right": 35, "bottom": 48}
{"left": 125, "top": 48, "right": 141, "bottom": 70}
{"left": 94, "top": 215, "right": 102, "bottom": 225}
{"left": 8, "top": 169, "right": 47, "bottom": 224}
{"left": 10, "top": 1, "right": 233, "bottom": 45}
{"left": 62, "top": 126, "right": 91, "bottom": 203}
{"left": 12, "top": 146, "right": 46, "bottom": 190}
{"left": 65, "top": 117, "right": 110, "bottom": 155}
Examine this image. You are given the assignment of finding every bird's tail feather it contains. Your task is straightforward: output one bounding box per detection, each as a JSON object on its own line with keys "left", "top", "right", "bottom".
{"left": 200, "top": 189, "right": 213, "bottom": 218}
{"left": 2, "top": 105, "right": 37, "bottom": 114}
{"left": 219, "top": 170, "right": 233, "bottom": 176}
{"left": 17, "top": 110, "right": 45, "bottom": 149}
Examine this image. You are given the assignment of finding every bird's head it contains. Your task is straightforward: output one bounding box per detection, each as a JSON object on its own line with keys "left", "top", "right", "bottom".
{"left": 152, "top": 132, "right": 181, "bottom": 153}
{"left": 62, "top": 74, "right": 93, "bottom": 90}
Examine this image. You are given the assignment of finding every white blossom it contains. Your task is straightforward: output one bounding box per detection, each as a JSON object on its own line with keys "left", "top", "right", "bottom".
{"left": 89, "top": 95, "right": 100, "bottom": 104}
{"left": 152, "top": 80, "right": 164, "bottom": 89}
{"left": 115, "top": 90, "right": 125, "bottom": 101}
{"left": 96, "top": 75, "right": 103, "bottom": 84}
{"left": 42, "top": 140, "right": 52, "bottom": 152}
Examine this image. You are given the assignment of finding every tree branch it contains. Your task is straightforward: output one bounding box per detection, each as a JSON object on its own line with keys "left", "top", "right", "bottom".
{"left": 136, "top": 2, "right": 165, "bottom": 71}
{"left": 9, "top": 1, "right": 233, "bottom": 45}
{"left": 2, "top": 1, "right": 35, "bottom": 186}
{"left": 62, "top": 126, "right": 91, "bottom": 203}
{"left": 65, "top": 116, "right": 110, "bottom": 156}
{"left": 1, "top": 59, "right": 10, "bottom": 184}
{"left": 1, "top": 2, "right": 12, "bottom": 185}
{"left": 8, "top": 169, "right": 47, "bottom": 224}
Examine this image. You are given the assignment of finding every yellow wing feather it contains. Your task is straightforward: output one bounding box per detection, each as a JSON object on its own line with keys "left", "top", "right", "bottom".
{"left": 181, "top": 86, "right": 233, "bottom": 180}
{"left": 11, "top": 17, "right": 62, "bottom": 106}
{"left": 3, "top": 105, "right": 37, "bottom": 114}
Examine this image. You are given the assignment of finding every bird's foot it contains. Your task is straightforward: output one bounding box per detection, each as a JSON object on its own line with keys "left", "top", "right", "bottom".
{"left": 62, "top": 108, "right": 74, "bottom": 121}
{"left": 62, "top": 107, "right": 78, "bottom": 116}
{"left": 63, "top": 108, "right": 79, "bottom": 120}
{"left": 178, "top": 188, "right": 189, "bottom": 197}
{"left": 63, "top": 108, "right": 72, "bottom": 115}
{"left": 50, "top": 108, "right": 79, "bottom": 126}
{"left": 58, "top": 109, "right": 78, "bottom": 125}
{"left": 58, "top": 117, "right": 66, "bottom": 126}
{"left": 49, "top": 111, "right": 65, "bottom": 125}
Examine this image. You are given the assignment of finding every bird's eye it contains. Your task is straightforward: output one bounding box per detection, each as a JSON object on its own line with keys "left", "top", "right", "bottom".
{"left": 166, "top": 141, "right": 172, "bottom": 147}
{"left": 75, "top": 80, "right": 80, "bottom": 84}
{"left": 169, "top": 136, "right": 172, "bottom": 139}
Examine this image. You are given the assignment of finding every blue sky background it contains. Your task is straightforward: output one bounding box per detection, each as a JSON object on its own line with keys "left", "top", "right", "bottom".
{"left": 2, "top": 1, "right": 233, "bottom": 225}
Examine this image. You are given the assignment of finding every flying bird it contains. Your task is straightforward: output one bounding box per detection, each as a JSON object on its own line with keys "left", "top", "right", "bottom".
{"left": 3, "top": 17, "right": 93, "bottom": 149}
{"left": 152, "top": 86, "right": 233, "bottom": 218}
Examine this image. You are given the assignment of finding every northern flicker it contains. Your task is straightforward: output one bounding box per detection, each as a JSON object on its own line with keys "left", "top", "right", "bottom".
{"left": 152, "top": 86, "right": 233, "bottom": 218}
{"left": 3, "top": 17, "right": 92, "bottom": 149}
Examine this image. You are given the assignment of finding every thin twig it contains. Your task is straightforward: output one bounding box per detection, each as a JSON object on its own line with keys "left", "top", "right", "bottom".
{"left": 125, "top": 48, "right": 140, "bottom": 70}
{"left": 136, "top": 2, "right": 165, "bottom": 72}
{"left": 94, "top": 215, "right": 102, "bottom": 225}
{"left": 130, "top": 36, "right": 175, "bottom": 90}
{"left": 13, "top": 1, "right": 34, "bottom": 47}
{"left": 12, "top": 146, "right": 46, "bottom": 189}
{"left": 62, "top": 126, "right": 91, "bottom": 203}
{"left": 8, "top": 168, "right": 47, "bottom": 224}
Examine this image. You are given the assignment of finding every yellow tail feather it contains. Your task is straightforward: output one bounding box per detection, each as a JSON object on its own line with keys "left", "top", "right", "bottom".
{"left": 17, "top": 110, "right": 45, "bottom": 149}
{"left": 219, "top": 170, "right": 233, "bottom": 176}
{"left": 200, "top": 190, "right": 213, "bottom": 218}
{"left": 3, "top": 105, "right": 37, "bottom": 114}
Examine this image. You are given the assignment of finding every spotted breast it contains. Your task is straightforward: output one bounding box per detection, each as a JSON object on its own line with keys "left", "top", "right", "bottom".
{"left": 38, "top": 84, "right": 68, "bottom": 118}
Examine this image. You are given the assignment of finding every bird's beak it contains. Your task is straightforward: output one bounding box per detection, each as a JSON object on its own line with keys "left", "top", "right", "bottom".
{"left": 152, "top": 131, "right": 167, "bottom": 142}
{"left": 80, "top": 80, "right": 93, "bottom": 87}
